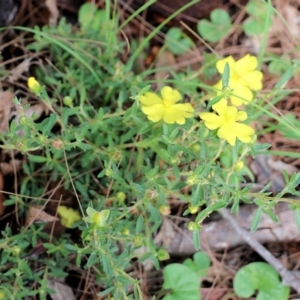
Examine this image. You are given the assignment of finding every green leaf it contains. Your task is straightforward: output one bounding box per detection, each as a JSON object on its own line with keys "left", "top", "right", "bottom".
{"left": 222, "top": 62, "right": 230, "bottom": 87}
{"left": 197, "top": 9, "right": 232, "bottom": 42}
{"left": 165, "top": 27, "right": 193, "bottom": 55}
{"left": 183, "top": 252, "right": 210, "bottom": 278}
{"left": 207, "top": 94, "right": 224, "bottom": 108}
{"left": 289, "top": 172, "right": 300, "bottom": 190}
{"left": 295, "top": 209, "right": 300, "bottom": 231}
{"left": 264, "top": 209, "right": 279, "bottom": 223}
{"left": 268, "top": 56, "right": 291, "bottom": 76}
{"left": 28, "top": 155, "right": 47, "bottom": 163}
{"left": 234, "top": 262, "right": 290, "bottom": 300}
{"left": 195, "top": 202, "right": 227, "bottom": 223}
{"left": 192, "top": 230, "right": 200, "bottom": 251}
{"left": 135, "top": 215, "right": 144, "bottom": 233}
{"left": 41, "top": 113, "right": 57, "bottom": 133}
{"left": 242, "top": 0, "right": 274, "bottom": 35}
{"left": 163, "top": 264, "right": 201, "bottom": 300}
{"left": 147, "top": 203, "right": 161, "bottom": 223}
{"left": 274, "top": 66, "right": 295, "bottom": 89}
{"left": 251, "top": 206, "right": 262, "bottom": 232}
{"left": 78, "top": 3, "right": 98, "bottom": 28}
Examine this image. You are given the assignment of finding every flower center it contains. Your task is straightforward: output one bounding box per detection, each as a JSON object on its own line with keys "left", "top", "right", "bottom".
{"left": 224, "top": 113, "right": 235, "bottom": 123}
{"left": 163, "top": 99, "right": 173, "bottom": 107}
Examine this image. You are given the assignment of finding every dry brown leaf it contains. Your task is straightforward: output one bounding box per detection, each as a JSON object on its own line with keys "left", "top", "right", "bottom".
{"left": 45, "top": 0, "right": 59, "bottom": 26}
{"left": 26, "top": 205, "right": 59, "bottom": 227}
{"left": 250, "top": 155, "right": 298, "bottom": 194}
{"left": 47, "top": 279, "right": 76, "bottom": 300}
{"left": 23, "top": 101, "right": 49, "bottom": 119}
{"left": 201, "top": 288, "right": 228, "bottom": 300}
{"left": 267, "top": 157, "right": 298, "bottom": 175}
{"left": 8, "top": 58, "right": 31, "bottom": 82}
{"left": 15, "top": 101, "right": 49, "bottom": 136}
{"left": 0, "top": 159, "right": 22, "bottom": 175}
{"left": 281, "top": 4, "right": 300, "bottom": 41}
{"left": 155, "top": 50, "right": 176, "bottom": 83}
{"left": 0, "top": 90, "right": 14, "bottom": 133}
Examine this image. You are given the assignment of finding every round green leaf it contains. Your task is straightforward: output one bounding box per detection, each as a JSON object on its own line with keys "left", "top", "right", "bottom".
{"left": 242, "top": 17, "right": 272, "bottom": 36}
{"left": 234, "top": 262, "right": 290, "bottom": 300}
{"left": 210, "top": 9, "right": 231, "bottom": 26}
{"left": 183, "top": 251, "right": 210, "bottom": 278}
{"left": 197, "top": 9, "right": 231, "bottom": 42}
{"left": 78, "top": 3, "right": 97, "bottom": 28}
{"left": 165, "top": 27, "right": 193, "bottom": 55}
{"left": 163, "top": 264, "right": 200, "bottom": 300}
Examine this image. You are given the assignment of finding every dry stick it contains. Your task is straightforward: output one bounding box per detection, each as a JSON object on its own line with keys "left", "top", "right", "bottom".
{"left": 220, "top": 208, "right": 300, "bottom": 294}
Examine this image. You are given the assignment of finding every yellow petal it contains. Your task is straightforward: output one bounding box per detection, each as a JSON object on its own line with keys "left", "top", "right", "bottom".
{"left": 200, "top": 112, "right": 223, "bottom": 129}
{"left": 139, "top": 92, "right": 163, "bottom": 106}
{"left": 236, "top": 111, "right": 247, "bottom": 121}
{"left": 226, "top": 106, "right": 238, "bottom": 119}
{"left": 57, "top": 206, "right": 81, "bottom": 228}
{"left": 142, "top": 104, "right": 165, "bottom": 122}
{"left": 240, "top": 70, "right": 263, "bottom": 90}
{"left": 174, "top": 103, "right": 194, "bottom": 114}
{"left": 230, "top": 84, "right": 253, "bottom": 106}
{"left": 216, "top": 56, "right": 236, "bottom": 74}
{"left": 233, "top": 123, "right": 254, "bottom": 143}
{"left": 212, "top": 98, "right": 228, "bottom": 117}
{"left": 217, "top": 123, "right": 236, "bottom": 146}
{"left": 235, "top": 54, "right": 258, "bottom": 73}
{"left": 163, "top": 103, "right": 193, "bottom": 124}
{"left": 213, "top": 80, "right": 223, "bottom": 93}
{"left": 160, "top": 86, "right": 182, "bottom": 103}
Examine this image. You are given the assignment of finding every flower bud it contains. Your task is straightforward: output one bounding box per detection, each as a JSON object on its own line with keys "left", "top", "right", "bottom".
{"left": 52, "top": 139, "right": 64, "bottom": 149}
{"left": 188, "top": 204, "right": 199, "bottom": 214}
{"left": 121, "top": 228, "right": 130, "bottom": 235}
{"left": 92, "top": 209, "right": 110, "bottom": 227}
{"left": 159, "top": 205, "right": 171, "bottom": 216}
{"left": 133, "top": 235, "right": 143, "bottom": 247}
{"left": 63, "top": 96, "right": 73, "bottom": 107}
{"left": 186, "top": 174, "right": 198, "bottom": 186}
{"left": 187, "top": 221, "right": 199, "bottom": 232}
{"left": 27, "top": 77, "right": 41, "bottom": 93}
{"left": 191, "top": 143, "right": 201, "bottom": 152}
{"left": 11, "top": 246, "right": 21, "bottom": 256}
{"left": 104, "top": 168, "right": 113, "bottom": 177}
{"left": 234, "top": 161, "right": 244, "bottom": 171}
{"left": 157, "top": 249, "right": 170, "bottom": 261}
{"left": 116, "top": 191, "right": 126, "bottom": 202}
{"left": 19, "top": 116, "right": 29, "bottom": 126}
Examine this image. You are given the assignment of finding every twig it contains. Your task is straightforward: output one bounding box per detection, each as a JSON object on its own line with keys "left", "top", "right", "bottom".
{"left": 220, "top": 208, "right": 300, "bottom": 294}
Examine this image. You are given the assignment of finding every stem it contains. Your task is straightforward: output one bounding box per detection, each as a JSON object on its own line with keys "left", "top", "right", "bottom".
{"left": 210, "top": 139, "right": 226, "bottom": 163}
{"left": 220, "top": 208, "right": 300, "bottom": 293}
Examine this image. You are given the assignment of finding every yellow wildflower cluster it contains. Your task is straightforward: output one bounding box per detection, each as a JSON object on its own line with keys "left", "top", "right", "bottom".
{"left": 137, "top": 55, "right": 262, "bottom": 146}
{"left": 199, "top": 55, "right": 262, "bottom": 146}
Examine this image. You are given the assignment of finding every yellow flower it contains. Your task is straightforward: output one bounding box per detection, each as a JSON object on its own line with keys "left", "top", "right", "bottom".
{"left": 27, "top": 77, "right": 41, "bottom": 93}
{"left": 57, "top": 206, "right": 81, "bottom": 228}
{"left": 139, "top": 86, "right": 194, "bottom": 124}
{"left": 214, "top": 55, "right": 263, "bottom": 106}
{"left": 199, "top": 99, "right": 254, "bottom": 146}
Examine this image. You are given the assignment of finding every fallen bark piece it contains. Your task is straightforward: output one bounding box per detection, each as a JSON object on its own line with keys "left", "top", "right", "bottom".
{"left": 156, "top": 202, "right": 300, "bottom": 255}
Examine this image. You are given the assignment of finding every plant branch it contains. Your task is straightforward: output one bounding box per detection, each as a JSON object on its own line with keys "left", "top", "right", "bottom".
{"left": 220, "top": 208, "right": 300, "bottom": 294}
